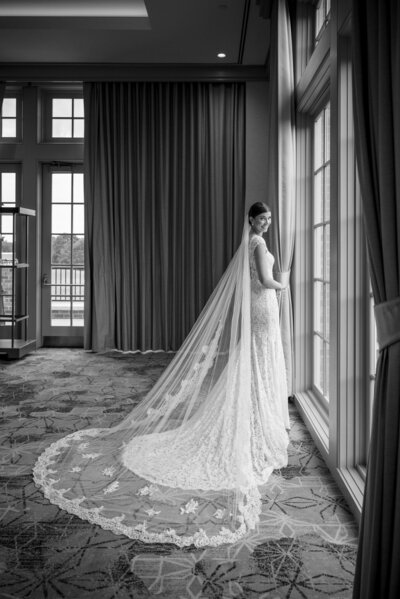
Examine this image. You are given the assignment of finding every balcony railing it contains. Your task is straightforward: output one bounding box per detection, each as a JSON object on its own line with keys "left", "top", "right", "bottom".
{"left": 51, "top": 266, "right": 84, "bottom": 301}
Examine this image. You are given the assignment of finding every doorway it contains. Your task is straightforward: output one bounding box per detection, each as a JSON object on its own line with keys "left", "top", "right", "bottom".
{"left": 41, "top": 165, "right": 84, "bottom": 346}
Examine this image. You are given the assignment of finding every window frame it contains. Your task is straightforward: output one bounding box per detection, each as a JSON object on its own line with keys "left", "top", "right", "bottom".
{"left": 0, "top": 89, "right": 23, "bottom": 142}
{"left": 314, "top": 0, "right": 332, "bottom": 48}
{"left": 312, "top": 102, "right": 331, "bottom": 403}
{"left": 40, "top": 87, "right": 84, "bottom": 143}
{"left": 293, "top": 3, "right": 371, "bottom": 522}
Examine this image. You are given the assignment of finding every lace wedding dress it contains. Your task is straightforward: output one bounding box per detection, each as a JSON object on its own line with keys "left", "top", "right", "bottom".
{"left": 34, "top": 224, "right": 289, "bottom": 548}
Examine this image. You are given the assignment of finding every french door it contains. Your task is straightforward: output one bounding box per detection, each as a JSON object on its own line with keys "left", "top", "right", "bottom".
{"left": 41, "top": 165, "right": 84, "bottom": 346}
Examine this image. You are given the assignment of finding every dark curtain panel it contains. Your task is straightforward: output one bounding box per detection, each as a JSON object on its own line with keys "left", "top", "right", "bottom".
{"left": 0, "top": 82, "right": 5, "bottom": 115}
{"left": 352, "top": 1, "right": 400, "bottom": 597}
{"left": 84, "top": 82, "right": 245, "bottom": 352}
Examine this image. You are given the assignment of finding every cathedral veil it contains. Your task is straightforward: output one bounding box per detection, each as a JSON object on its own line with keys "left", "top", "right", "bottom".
{"left": 33, "top": 217, "right": 274, "bottom": 548}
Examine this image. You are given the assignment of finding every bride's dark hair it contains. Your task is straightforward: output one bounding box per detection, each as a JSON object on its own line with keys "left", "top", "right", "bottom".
{"left": 248, "top": 202, "right": 271, "bottom": 224}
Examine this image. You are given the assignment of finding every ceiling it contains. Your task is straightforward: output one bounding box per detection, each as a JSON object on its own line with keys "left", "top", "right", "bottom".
{"left": 0, "top": 0, "right": 271, "bottom": 66}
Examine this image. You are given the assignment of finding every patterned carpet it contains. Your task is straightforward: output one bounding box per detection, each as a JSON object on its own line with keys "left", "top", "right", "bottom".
{"left": 0, "top": 349, "right": 358, "bottom": 598}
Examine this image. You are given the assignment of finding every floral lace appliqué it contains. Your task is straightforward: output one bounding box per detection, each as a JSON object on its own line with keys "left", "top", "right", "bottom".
{"left": 144, "top": 507, "right": 161, "bottom": 518}
{"left": 82, "top": 453, "right": 102, "bottom": 460}
{"left": 180, "top": 498, "right": 199, "bottom": 515}
{"left": 136, "top": 484, "right": 158, "bottom": 497}
{"left": 102, "top": 466, "right": 116, "bottom": 477}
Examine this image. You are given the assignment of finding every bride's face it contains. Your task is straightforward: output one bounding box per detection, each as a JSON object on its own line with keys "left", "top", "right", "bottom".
{"left": 250, "top": 212, "right": 271, "bottom": 235}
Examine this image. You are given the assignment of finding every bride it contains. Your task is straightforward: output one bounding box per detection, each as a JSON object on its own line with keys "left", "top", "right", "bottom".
{"left": 34, "top": 202, "right": 290, "bottom": 548}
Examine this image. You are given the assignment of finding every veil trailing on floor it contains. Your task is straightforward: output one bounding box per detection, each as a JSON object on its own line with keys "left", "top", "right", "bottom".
{"left": 34, "top": 217, "right": 282, "bottom": 548}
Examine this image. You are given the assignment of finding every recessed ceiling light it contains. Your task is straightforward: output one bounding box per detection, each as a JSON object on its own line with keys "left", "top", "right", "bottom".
{"left": 217, "top": 53, "right": 226, "bottom": 58}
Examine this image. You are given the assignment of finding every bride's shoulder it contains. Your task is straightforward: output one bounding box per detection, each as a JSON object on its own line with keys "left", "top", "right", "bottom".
{"left": 249, "top": 234, "right": 266, "bottom": 249}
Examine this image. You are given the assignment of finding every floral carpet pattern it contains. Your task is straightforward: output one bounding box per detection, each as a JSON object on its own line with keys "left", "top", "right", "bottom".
{"left": 0, "top": 349, "right": 358, "bottom": 598}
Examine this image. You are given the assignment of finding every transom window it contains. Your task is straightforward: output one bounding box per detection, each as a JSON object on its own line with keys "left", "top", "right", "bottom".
{"left": 315, "top": 0, "right": 331, "bottom": 46}
{"left": 1, "top": 98, "right": 17, "bottom": 138}
{"left": 313, "top": 102, "right": 331, "bottom": 400}
{"left": 51, "top": 98, "right": 84, "bottom": 139}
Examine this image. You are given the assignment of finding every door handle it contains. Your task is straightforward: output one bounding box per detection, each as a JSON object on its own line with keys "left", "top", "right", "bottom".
{"left": 42, "top": 274, "right": 52, "bottom": 287}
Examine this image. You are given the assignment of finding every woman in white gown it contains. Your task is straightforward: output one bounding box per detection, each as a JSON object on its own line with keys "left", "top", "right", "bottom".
{"left": 34, "top": 202, "right": 289, "bottom": 548}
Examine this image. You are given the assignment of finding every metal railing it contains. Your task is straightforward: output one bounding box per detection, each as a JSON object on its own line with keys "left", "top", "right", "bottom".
{"left": 51, "top": 266, "right": 84, "bottom": 301}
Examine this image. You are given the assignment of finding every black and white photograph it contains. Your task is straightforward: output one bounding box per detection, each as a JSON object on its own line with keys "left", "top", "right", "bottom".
{"left": 0, "top": 1, "right": 399, "bottom": 597}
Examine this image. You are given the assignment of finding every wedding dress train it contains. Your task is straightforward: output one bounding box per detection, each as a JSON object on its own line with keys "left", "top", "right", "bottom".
{"left": 33, "top": 224, "right": 289, "bottom": 547}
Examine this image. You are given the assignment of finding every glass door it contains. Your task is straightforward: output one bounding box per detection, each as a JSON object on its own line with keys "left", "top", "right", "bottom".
{"left": 41, "top": 165, "right": 84, "bottom": 345}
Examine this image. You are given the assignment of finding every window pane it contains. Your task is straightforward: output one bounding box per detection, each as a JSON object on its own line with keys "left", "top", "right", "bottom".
{"left": 324, "top": 223, "right": 330, "bottom": 279}
{"left": 1, "top": 173, "right": 16, "bottom": 204}
{"left": 2, "top": 119, "right": 16, "bottom": 137}
{"left": 74, "top": 99, "right": 84, "bottom": 118}
{"left": 314, "top": 114, "right": 323, "bottom": 170}
{"left": 72, "top": 300, "right": 84, "bottom": 326}
{"left": 72, "top": 236, "right": 84, "bottom": 265}
{"left": 313, "top": 333, "right": 323, "bottom": 392}
{"left": 314, "top": 280, "right": 323, "bottom": 335}
{"left": 324, "top": 166, "right": 330, "bottom": 220}
{"left": 73, "top": 119, "right": 85, "bottom": 138}
{"left": 51, "top": 298, "right": 71, "bottom": 326}
{"left": 53, "top": 98, "right": 72, "bottom": 117}
{"left": 0, "top": 234, "right": 14, "bottom": 256}
{"left": 73, "top": 204, "right": 84, "bottom": 235}
{"left": 324, "top": 282, "right": 330, "bottom": 338}
{"left": 314, "top": 171, "right": 323, "bottom": 224}
{"left": 52, "top": 173, "right": 72, "bottom": 203}
{"left": 52, "top": 205, "right": 71, "bottom": 234}
{"left": 1, "top": 214, "right": 13, "bottom": 234}
{"left": 52, "top": 119, "right": 72, "bottom": 138}
{"left": 324, "top": 104, "right": 331, "bottom": 159}
{"left": 73, "top": 173, "right": 84, "bottom": 203}
{"left": 314, "top": 226, "right": 323, "bottom": 279}
{"left": 324, "top": 340, "right": 330, "bottom": 398}
{"left": 52, "top": 234, "right": 71, "bottom": 265}
{"left": 2, "top": 98, "right": 16, "bottom": 117}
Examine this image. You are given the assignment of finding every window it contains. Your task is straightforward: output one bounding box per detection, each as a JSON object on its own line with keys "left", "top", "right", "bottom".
{"left": 315, "top": 0, "right": 331, "bottom": 46}
{"left": 313, "top": 103, "right": 331, "bottom": 400}
{"left": 52, "top": 98, "right": 84, "bottom": 138}
{"left": 40, "top": 90, "right": 85, "bottom": 141}
{"left": 0, "top": 167, "right": 19, "bottom": 320}
{"left": 1, "top": 169, "right": 18, "bottom": 259}
{"left": 50, "top": 171, "right": 84, "bottom": 326}
{"left": 0, "top": 170, "right": 16, "bottom": 207}
{"left": 1, "top": 97, "right": 20, "bottom": 139}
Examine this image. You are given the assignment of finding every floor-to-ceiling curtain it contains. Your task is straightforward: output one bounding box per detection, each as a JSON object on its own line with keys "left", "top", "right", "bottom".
{"left": 83, "top": 82, "right": 245, "bottom": 352}
{"left": 352, "top": 1, "right": 400, "bottom": 597}
{"left": 266, "top": 0, "right": 296, "bottom": 395}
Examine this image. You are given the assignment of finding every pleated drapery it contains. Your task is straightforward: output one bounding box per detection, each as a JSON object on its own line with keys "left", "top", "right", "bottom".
{"left": 352, "top": 1, "right": 400, "bottom": 597}
{"left": 266, "top": 0, "right": 296, "bottom": 395}
{"left": 83, "top": 82, "right": 245, "bottom": 352}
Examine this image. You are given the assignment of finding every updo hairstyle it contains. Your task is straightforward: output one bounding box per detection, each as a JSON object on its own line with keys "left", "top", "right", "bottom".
{"left": 248, "top": 202, "right": 271, "bottom": 225}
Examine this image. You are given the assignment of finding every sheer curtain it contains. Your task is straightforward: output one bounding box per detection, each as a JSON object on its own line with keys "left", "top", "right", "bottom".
{"left": 83, "top": 82, "right": 245, "bottom": 352}
{"left": 352, "top": 1, "right": 400, "bottom": 597}
{"left": 266, "top": 0, "right": 296, "bottom": 395}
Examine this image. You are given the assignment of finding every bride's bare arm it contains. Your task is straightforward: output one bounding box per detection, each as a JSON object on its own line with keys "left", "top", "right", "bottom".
{"left": 254, "top": 244, "right": 283, "bottom": 290}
